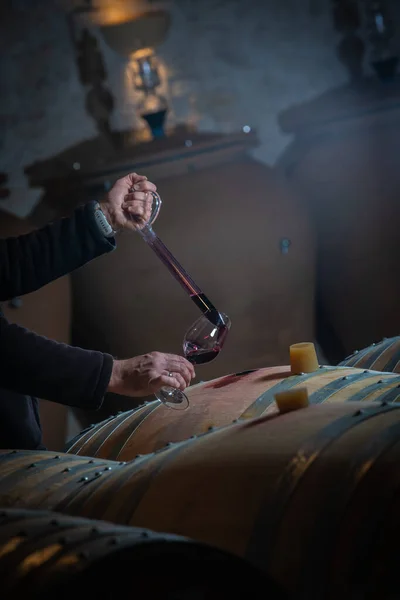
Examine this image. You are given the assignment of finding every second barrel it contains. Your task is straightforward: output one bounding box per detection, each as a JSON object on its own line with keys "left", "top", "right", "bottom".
{"left": 65, "top": 364, "right": 400, "bottom": 460}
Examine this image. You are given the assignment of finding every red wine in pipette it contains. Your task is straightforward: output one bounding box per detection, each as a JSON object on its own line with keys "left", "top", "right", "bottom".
{"left": 190, "top": 292, "right": 223, "bottom": 327}
{"left": 139, "top": 225, "right": 224, "bottom": 326}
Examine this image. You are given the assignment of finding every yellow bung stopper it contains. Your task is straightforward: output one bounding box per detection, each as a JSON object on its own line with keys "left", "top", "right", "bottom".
{"left": 274, "top": 387, "right": 309, "bottom": 414}
{"left": 290, "top": 342, "right": 319, "bottom": 375}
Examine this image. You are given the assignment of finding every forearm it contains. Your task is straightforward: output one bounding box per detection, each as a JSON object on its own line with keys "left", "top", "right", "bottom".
{"left": 0, "top": 202, "right": 115, "bottom": 301}
{"left": 0, "top": 315, "right": 113, "bottom": 409}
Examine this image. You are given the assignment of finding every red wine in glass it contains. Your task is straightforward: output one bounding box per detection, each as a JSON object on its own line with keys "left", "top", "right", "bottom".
{"left": 185, "top": 346, "right": 221, "bottom": 365}
{"left": 184, "top": 318, "right": 230, "bottom": 365}
{"left": 134, "top": 192, "right": 231, "bottom": 409}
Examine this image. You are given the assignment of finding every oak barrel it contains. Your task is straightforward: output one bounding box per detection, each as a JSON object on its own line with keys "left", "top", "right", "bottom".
{"left": 65, "top": 365, "right": 400, "bottom": 460}
{"left": 0, "top": 507, "right": 271, "bottom": 600}
{"left": 277, "top": 83, "right": 400, "bottom": 362}
{"left": 3, "top": 402, "right": 400, "bottom": 599}
{"left": 339, "top": 336, "right": 400, "bottom": 373}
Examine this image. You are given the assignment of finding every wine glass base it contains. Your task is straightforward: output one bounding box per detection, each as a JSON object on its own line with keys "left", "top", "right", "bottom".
{"left": 155, "top": 386, "right": 189, "bottom": 411}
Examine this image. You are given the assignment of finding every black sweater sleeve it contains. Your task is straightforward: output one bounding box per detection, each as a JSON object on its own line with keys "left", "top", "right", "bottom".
{"left": 0, "top": 201, "right": 115, "bottom": 301}
{"left": 0, "top": 315, "right": 113, "bottom": 409}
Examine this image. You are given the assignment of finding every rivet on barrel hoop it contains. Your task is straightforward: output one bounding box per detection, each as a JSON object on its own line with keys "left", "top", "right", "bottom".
{"left": 28, "top": 463, "right": 37, "bottom": 468}
{"left": 63, "top": 467, "right": 71, "bottom": 472}
{"left": 80, "top": 477, "right": 89, "bottom": 482}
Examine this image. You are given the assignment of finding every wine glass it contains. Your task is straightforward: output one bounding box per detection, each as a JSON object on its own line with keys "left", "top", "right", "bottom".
{"left": 155, "top": 312, "right": 231, "bottom": 410}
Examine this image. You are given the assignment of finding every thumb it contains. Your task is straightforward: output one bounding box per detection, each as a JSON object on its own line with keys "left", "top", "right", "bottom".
{"left": 124, "top": 172, "right": 148, "bottom": 188}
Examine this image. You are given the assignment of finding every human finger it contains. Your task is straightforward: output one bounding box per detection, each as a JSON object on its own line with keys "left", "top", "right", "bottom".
{"left": 123, "top": 191, "right": 150, "bottom": 204}
{"left": 165, "top": 356, "right": 195, "bottom": 386}
{"left": 126, "top": 173, "right": 147, "bottom": 186}
{"left": 165, "top": 371, "right": 187, "bottom": 391}
{"left": 152, "top": 372, "right": 182, "bottom": 391}
{"left": 130, "top": 180, "right": 157, "bottom": 193}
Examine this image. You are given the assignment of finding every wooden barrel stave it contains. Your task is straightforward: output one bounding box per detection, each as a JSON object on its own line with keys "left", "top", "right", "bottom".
{"left": 65, "top": 367, "right": 287, "bottom": 458}
{"left": 84, "top": 402, "right": 161, "bottom": 461}
{"left": 0, "top": 508, "right": 272, "bottom": 600}
{"left": 0, "top": 451, "right": 121, "bottom": 511}
{"left": 259, "top": 402, "right": 400, "bottom": 598}
{"left": 65, "top": 415, "right": 119, "bottom": 455}
{"left": 334, "top": 482, "right": 400, "bottom": 599}
{"left": 238, "top": 367, "right": 400, "bottom": 419}
{"left": 74, "top": 402, "right": 400, "bottom": 599}
{"left": 4, "top": 402, "right": 400, "bottom": 598}
{"left": 340, "top": 335, "right": 400, "bottom": 373}
{"left": 66, "top": 365, "right": 400, "bottom": 461}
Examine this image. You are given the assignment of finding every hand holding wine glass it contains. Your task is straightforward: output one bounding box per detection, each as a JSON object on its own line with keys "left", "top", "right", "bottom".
{"left": 107, "top": 351, "right": 195, "bottom": 398}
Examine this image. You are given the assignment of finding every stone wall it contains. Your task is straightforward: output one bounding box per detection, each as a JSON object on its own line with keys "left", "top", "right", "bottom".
{"left": 1, "top": 0, "right": 399, "bottom": 216}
